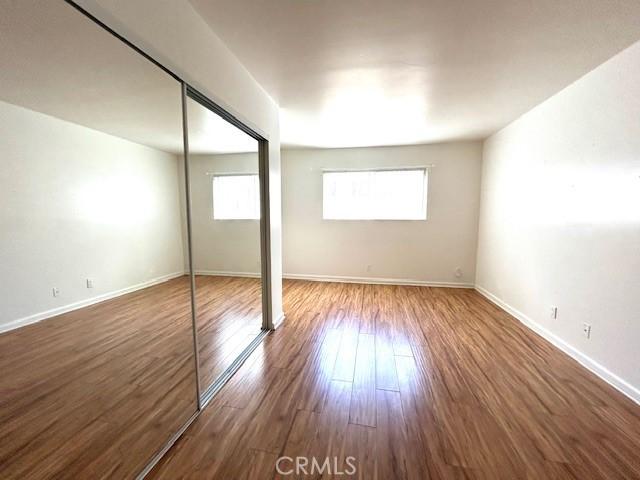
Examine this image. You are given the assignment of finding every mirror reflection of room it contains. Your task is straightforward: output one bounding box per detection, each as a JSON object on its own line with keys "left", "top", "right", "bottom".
{"left": 186, "top": 97, "right": 263, "bottom": 396}
{"left": 0, "top": 1, "right": 197, "bottom": 477}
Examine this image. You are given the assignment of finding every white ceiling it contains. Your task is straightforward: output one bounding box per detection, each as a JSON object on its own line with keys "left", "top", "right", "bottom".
{"left": 190, "top": 0, "right": 640, "bottom": 149}
{"left": 0, "top": 0, "right": 255, "bottom": 155}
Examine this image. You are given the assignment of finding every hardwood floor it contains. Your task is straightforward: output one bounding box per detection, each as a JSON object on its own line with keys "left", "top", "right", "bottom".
{"left": 0, "top": 275, "right": 262, "bottom": 479}
{"left": 2, "top": 278, "right": 639, "bottom": 478}
{"left": 194, "top": 275, "right": 262, "bottom": 392}
{"left": 149, "top": 280, "right": 640, "bottom": 480}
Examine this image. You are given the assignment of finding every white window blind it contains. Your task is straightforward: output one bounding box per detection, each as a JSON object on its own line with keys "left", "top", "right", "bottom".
{"left": 323, "top": 168, "right": 428, "bottom": 220}
{"left": 212, "top": 174, "right": 260, "bottom": 220}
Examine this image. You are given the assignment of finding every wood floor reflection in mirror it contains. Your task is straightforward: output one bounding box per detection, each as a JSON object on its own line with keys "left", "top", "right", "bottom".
{"left": 185, "top": 94, "right": 264, "bottom": 398}
{"left": 0, "top": 274, "right": 264, "bottom": 479}
{"left": 194, "top": 275, "right": 263, "bottom": 390}
{"left": 0, "top": 277, "right": 197, "bottom": 479}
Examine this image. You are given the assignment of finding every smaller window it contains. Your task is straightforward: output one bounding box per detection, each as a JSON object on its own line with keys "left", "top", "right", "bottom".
{"left": 323, "top": 168, "right": 428, "bottom": 220}
{"left": 212, "top": 174, "right": 260, "bottom": 220}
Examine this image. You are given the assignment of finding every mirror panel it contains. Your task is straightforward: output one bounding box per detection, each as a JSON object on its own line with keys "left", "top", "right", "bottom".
{"left": 0, "top": 1, "right": 197, "bottom": 477}
{"left": 185, "top": 96, "right": 264, "bottom": 396}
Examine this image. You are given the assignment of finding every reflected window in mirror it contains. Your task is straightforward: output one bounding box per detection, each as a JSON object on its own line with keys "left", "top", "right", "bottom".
{"left": 212, "top": 174, "right": 260, "bottom": 220}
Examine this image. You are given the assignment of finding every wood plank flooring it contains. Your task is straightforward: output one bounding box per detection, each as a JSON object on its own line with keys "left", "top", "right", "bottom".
{"left": 149, "top": 280, "right": 640, "bottom": 480}
{"left": 2, "top": 278, "right": 639, "bottom": 478}
{"left": 0, "top": 276, "right": 197, "bottom": 479}
{"left": 194, "top": 275, "right": 262, "bottom": 392}
{"left": 0, "top": 275, "right": 262, "bottom": 479}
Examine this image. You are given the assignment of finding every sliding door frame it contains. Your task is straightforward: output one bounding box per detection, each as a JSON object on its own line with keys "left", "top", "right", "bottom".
{"left": 180, "top": 83, "right": 202, "bottom": 410}
{"left": 183, "top": 85, "right": 273, "bottom": 331}
{"left": 182, "top": 87, "right": 273, "bottom": 407}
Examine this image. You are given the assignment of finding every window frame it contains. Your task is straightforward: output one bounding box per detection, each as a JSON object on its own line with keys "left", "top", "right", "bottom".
{"left": 211, "top": 172, "right": 261, "bottom": 221}
{"left": 321, "top": 166, "right": 430, "bottom": 221}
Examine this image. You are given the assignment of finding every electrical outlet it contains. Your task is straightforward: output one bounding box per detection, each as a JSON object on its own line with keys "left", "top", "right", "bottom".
{"left": 52, "top": 287, "right": 60, "bottom": 297}
{"left": 86, "top": 279, "right": 94, "bottom": 289}
{"left": 455, "top": 267, "right": 463, "bottom": 278}
{"left": 550, "top": 306, "right": 558, "bottom": 319}
{"left": 582, "top": 323, "right": 592, "bottom": 339}
{"left": 366, "top": 264, "right": 372, "bottom": 273}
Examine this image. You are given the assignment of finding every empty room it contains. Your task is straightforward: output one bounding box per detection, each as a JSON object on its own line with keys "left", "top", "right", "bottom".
{"left": 0, "top": 0, "right": 638, "bottom": 479}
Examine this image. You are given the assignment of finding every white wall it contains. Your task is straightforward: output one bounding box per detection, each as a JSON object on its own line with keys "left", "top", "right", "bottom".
{"left": 476, "top": 40, "right": 640, "bottom": 401}
{"left": 282, "top": 143, "right": 482, "bottom": 285}
{"left": 0, "top": 100, "right": 185, "bottom": 331}
{"left": 188, "top": 153, "right": 261, "bottom": 275}
{"left": 75, "top": 0, "right": 283, "bottom": 323}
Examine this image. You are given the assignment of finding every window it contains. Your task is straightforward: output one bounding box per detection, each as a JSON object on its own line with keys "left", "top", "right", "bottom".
{"left": 212, "top": 174, "right": 260, "bottom": 220}
{"left": 323, "top": 168, "right": 428, "bottom": 220}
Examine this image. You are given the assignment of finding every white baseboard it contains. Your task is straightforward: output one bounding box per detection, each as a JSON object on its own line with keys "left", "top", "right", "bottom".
{"left": 272, "top": 312, "right": 286, "bottom": 330}
{"left": 0, "top": 271, "right": 185, "bottom": 334}
{"left": 194, "top": 270, "right": 473, "bottom": 289}
{"left": 282, "top": 273, "right": 474, "bottom": 288}
{"left": 475, "top": 285, "right": 640, "bottom": 406}
{"left": 194, "top": 270, "right": 261, "bottom": 278}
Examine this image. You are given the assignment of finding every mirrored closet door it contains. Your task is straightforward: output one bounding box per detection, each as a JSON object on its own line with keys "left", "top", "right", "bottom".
{"left": 184, "top": 94, "right": 266, "bottom": 399}
{"left": 0, "top": 1, "right": 198, "bottom": 477}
